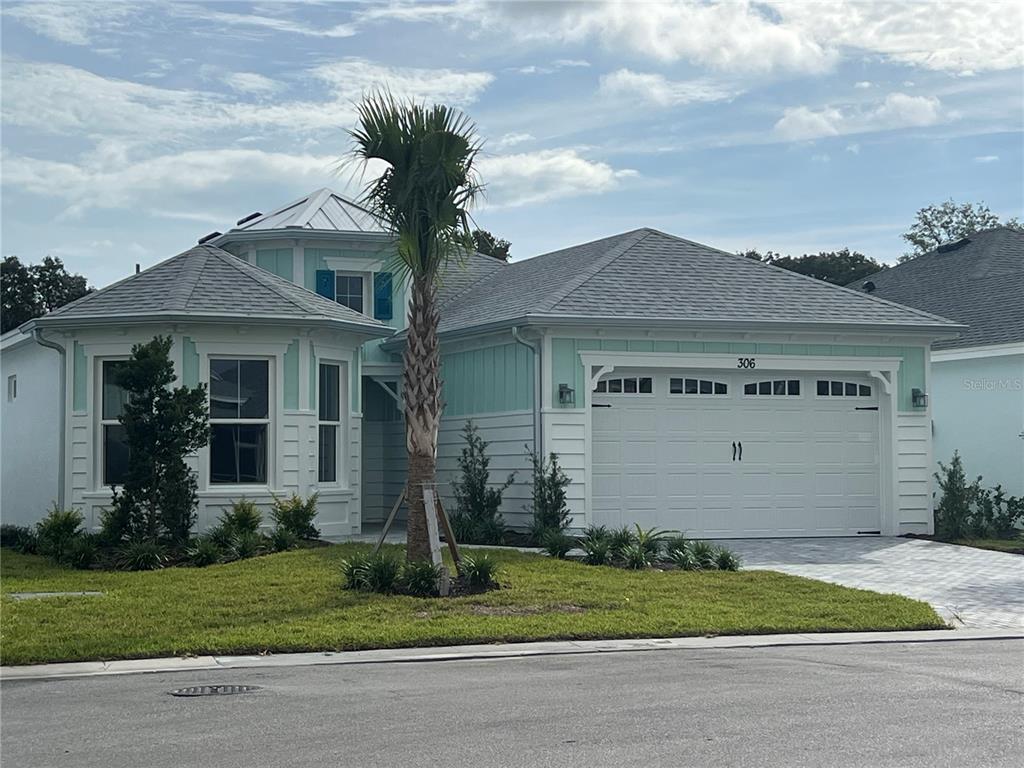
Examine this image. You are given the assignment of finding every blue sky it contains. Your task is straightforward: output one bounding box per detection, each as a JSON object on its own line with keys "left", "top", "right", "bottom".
{"left": 2, "top": 1, "right": 1022, "bottom": 288}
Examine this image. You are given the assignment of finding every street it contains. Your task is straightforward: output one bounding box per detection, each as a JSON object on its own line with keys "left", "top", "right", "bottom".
{"left": 2, "top": 640, "right": 1022, "bottom": 767}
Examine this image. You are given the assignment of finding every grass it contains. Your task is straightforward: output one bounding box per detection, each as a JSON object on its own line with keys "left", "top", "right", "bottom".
{"left": 0, "top": 545, "right": 945, "bottom": 666}
{"left": 948, "top": 537, "right": 1024, "bottom": 555}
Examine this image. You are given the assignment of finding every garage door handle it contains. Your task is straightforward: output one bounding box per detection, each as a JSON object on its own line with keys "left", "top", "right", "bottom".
{"left": 738, "top": 441, "right": 743, "bottom": 461}
{"left": 732, "top": 441, "right": 737, "bottom": 461}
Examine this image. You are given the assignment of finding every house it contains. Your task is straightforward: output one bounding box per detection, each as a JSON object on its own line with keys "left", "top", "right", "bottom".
{"left": 851, "top": 227, "right": 1024, "bottom": 497}
{"left": 1, "top": 188, "right": 964, "bottom": 538}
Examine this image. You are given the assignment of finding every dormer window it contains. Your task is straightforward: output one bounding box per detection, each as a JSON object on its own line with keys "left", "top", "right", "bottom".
{"left": 335, "top": 274, "right": 365, "bottom": 313}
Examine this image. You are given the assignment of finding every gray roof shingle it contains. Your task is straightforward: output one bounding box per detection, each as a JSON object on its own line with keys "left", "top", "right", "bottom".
{"left": 30, "top": 245, "right": 391, "bottom": 336}
{"left": 434, "top": 228, "right": 961, "bottom": 335}
{"left": 848, "top": 227, "right": 1024, "bottom": 350}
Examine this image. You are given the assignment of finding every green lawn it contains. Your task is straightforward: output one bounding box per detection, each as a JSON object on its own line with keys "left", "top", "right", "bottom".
{"left": 948, "top": 538, "right": 1024, "bottom": 555}
{"left": 0, "top": 545, "right": 945, "bottom": 665}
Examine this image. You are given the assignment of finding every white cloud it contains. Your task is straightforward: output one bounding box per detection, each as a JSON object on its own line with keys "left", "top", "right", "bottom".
{"left": 553, "top": 59, "right": 591, "bottom": 68}
{"left": 169, "top": 4, "right": 356, "bottom": 38}
{"left": 845, "top": 143, "right": 861, "bottom": 154}
{"left": 599, "top": 69, "right": 739, "bottom": 107}
{"left": 311, "top": 59, "right": 493, "bottom": 106}
{"left": 855, "top": 81, "right": 873, "bottom": 89}
{"left": 222, "top": 72, "right": 284, "bottom": 96}
{"left": 774, "top": 92, "right": 943, "bottom": 141}
{"left": 493, "top": 132, "right": 535, "bottom": 150}
{"left": 974, "top": 155, "right": 999, "bottom": 163}
{"left": 478, "top": 149, "right": 637, "bottom": 208}
{"left": 4, "top": 1, "right": 139, "bottom": 45}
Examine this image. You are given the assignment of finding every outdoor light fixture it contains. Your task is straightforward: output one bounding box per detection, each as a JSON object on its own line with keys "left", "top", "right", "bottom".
{"left": 558, "top": 383, "right": 576, "bottom": 406}
{"left": 911, "top": 388, "right": 928, "bottom": 408}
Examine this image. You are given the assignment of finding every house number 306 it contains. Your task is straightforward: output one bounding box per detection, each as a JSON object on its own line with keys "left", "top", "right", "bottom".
{"left": 737, "top": 357, "right": 756, "bottom": 369}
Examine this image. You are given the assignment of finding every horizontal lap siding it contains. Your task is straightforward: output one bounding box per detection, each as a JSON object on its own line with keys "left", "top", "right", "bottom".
{"left": 545, "top": 411, "right": 587, "bottom": 528}
{"left": 896, "top": 414, "right": 932, "bottom": 533}
{"left": 361, "top": 420, "right": 407, "bottom": 523}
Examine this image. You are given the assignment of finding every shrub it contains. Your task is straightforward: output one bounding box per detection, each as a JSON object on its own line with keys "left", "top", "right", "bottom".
{"left": 269, "top": 527, "right": 299, "bottom": 553}
{"left": 187, "top": 536, "right": 223, "bottom": 567}
{"left": 271, "top": 493, "right": 320, "bottom": 540}
{"left": 714, "top": 547, "right": 741, "bottom": 572}
{"left": 608, "top": 526, "right": 636, "bottom": 560}
{"left": 227, "top": 530, "right": 265, "bottom": 560}
{"left": 664, "top": 534, "right": 689, "bottom": 556}
{"left": 974, "top": 485, "right": 1024, "bottom": 540}
{"left": 621, "top": 541, "right": 654, "bottom": 570}
{"left": 219, "top": 499, "right": 262, "bottom": 535}
{"left": 1, "top": 524, "right": 37, "bottom": 553}
{"left": 62, "top": 533, "right": 98, "bottom": 570}
{"left": 340, "top": 553, "right": 371, "bottom": 589}
{"left": 450, "top": 421, "right": 514, "bottom": 545}
{"left": 116, "top": 539, "right": 167, "bottom": 571}
{"left": 461, "top": 553, "right": 501, "bottom": 588}
{"left": 540, "top": 530, "right": 575, "bottom": 559}
{"left": 632, "top": 524, "right": 674, "bottom": 558}
{"left": 36, "top": 506, "right": 85, "bottom": 563}
{"left": 400, "top": 560, "right": 444, "bottom": 597}
{"left": 342, "top": 552, "right": 401, "bottom": 593}
{"left": 579, "top": 533, "right": 613, "bottom": 566}
{"left": 934, "top": 452, "right": 982, "bottom": 540}
{"left": 526, "top": 447, "right": 571, "bottom": 542}
{"left": 688, "top": 540, "right": 718, "bottom": 570}
{"left": 666, "top": 545, "right": 697, "bottom": 571}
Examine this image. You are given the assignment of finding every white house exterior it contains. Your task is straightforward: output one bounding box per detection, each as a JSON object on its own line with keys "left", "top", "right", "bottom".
{"left": 859, "top": 228, "right": 1024, "bottom": 497}
{"left": 1, "top": 189, "right": 966, "bottom": 539}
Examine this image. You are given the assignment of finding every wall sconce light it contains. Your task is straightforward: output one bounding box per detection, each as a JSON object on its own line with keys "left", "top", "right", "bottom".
{"left": 558, "top": 383, "right": 576, "bottom": 406}
{"left": 911, "top": 388, "right": 928, "bottom": 408}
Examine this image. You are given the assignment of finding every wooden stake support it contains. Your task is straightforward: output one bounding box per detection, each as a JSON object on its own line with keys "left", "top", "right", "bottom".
{"left": 372, "top": 486, "right": 463, "bottom": 577}
{"left": 372, "top": 488, "right": 405, "bottom": 555}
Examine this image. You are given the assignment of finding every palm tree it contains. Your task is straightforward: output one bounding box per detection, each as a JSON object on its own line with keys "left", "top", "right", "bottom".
{"left": 348, "top": 92, "right": 482, "bottom": 562}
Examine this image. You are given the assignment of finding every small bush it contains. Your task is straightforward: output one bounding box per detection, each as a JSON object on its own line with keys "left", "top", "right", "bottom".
{"left": 526, "top": 447, "right": 572, "bottom": 543}
{"left": 621, "top": 541, "right": 654, "bottom": 570}
{"left": 36, "top": 506, "right": 85, "bottom": 563}
{"left": 540, "top": 530, "right": 575, "bottom": 559}
{"left": 688, "top": 540, "right": 718, "bottom": 570}
{"left": 714, "top": 547, "right": 741, "bottom": 572}
{"left": 462, "top": 553, "right": 501, "bottom": 588}
{"left": 227, "top": 530, "right": 265, "bottom": 560}
{"left": 271, "top": 493, "right": 320, "bottom": 540}
{"left": 1, "top": 524, "right": 37, "bottom": 553}
{"left": 62, "top": 533, "right": 99, "bottom": 570}
{"left": 340, "top": 553, "right": 371, "bottom": 589}
{"left": 400, "top": 560, "right": 444, "bottom": 597}
{"left": 450, "top": 421, "right": 514, "bottom": 545}
{"left": 342, "top": 552, "right": 401, "bottom": 593}
{"left": 934, "top": 452, "right": 1024, "bottom": 540}
{"left": 187, "top": 536, "right": 223, "bottom": 567}
{"left": 269, "top": 527, "right": 299, "bottom": 553}
{"left": 664, "top": 535, "right": 689, "bottom": 556}
{"left": 579, "top": 535, "right": 613, "bottom": 566}
{"left": 666, "top": 545, "right": 697, "bottom": 571}
{"left": 219, "top": 499, "right": 262, "bottom": 535}
{"left": 116, "top": 539, "right": 167, "bottom": 571}
{"left": 608, "top": 526, "right": 635, "bottom": 560}
{"left": 632, "top": 524, "right": 674, "bottom": 558}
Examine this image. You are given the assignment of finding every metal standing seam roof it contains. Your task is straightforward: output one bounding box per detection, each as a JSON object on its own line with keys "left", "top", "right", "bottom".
{"left": 27, "top": 245, "right": 392, "bottom": 336}
{"left": 226, "top": 188, "right": 386, "bottom": 234}
{"left": 429, "top": 228, "right": 963, "bottom": 335}
{"left": 849, "top": 227, "right": 1024, "bottom": 350}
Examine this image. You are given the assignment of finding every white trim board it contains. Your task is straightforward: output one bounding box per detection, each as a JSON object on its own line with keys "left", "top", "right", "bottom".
{"left": 931, "top": 342, "right": 1024, "bottom": 362}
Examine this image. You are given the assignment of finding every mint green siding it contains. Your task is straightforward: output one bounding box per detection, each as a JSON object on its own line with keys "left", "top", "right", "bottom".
{"left": 551, "top": 337, "right": 927, "bottom": 412}
{"left": 255, "top": 248, "right": 293, "bottom": 280}
{"left": 72, "top": 341, "right": 87, "bottom": 412}
{"left": 441, "top": 342, "right": 534, "bottom": 416}
{"left": 283, "top": 340, "right": 299, "bottom": 410}
{"left": 181, "top": 336, "right": 199, "bottom": 387}
{"left": 303, "top": 248, "right": 338, "bottom": 290}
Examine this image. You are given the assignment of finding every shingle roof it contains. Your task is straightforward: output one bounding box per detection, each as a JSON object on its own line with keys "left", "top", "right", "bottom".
{"left": 225, "top": 188, "right": 385, "bottom": 234}
{"left": 30, "top": 245, "right": 392, "bottom": 336}
{"left": 434, "top": 228, "right": 962, "bottom": 335}
{"left": 848, "top": 227, "right": 1024, "bottom": 350}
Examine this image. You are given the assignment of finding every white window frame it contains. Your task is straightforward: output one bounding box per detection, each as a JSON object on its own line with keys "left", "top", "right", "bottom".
{"left": 814, "top": 379, "right": 875, "bottom": 399}
{"left": 593, "top": 375, "right": 655, "bottom": 396}
{"left": 741, "top": 377, "right": 804, "bottom": 398}
{"left": 317, "top": 360, "right": 343, "bottom": 485}
{"left": 668, "top": 376, "right": 730, "bottom": 398}
{"left": 334, "top": 270, "right": 372, "bottom": 315}
{"left": 96, "top": 357, "right": 130, "bottom": 490}
{"left": 208, "top": 356, "right": 273, "bottom": 487}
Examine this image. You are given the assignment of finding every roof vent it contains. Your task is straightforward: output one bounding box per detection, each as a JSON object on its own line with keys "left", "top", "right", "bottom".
{"left": 197, "top": 231, "right": 222, "bottom": 245}
{"left": 862, "top": 280, "right": 876, "bottom": 293}
{"left": 936, "top": 237, "right": 970, "bottom": 253}
{"left": 236, "top": 212, "right": 262, "bottom": 226}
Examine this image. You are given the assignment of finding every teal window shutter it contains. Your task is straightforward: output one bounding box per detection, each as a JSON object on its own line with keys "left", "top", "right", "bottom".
{"left": 315, "top": 270, "right": 335, "bottom": 301}
{"left": 373, "top": 272, "right": 393, "bottom": 320}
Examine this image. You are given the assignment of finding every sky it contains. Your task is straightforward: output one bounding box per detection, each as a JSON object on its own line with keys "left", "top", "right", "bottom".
{"left": 1, "top": 0, "right": 1022, "bottom": 289}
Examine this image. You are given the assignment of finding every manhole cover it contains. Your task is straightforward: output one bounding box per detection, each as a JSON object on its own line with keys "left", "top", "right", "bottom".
{"left": 168, "top": 685, "right": 261, "bottom": 697}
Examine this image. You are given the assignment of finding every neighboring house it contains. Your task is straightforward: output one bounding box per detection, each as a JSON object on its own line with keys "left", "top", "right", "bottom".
{"left": 1, "top": 188, "right": 964, "bottom": 539}
{"left": 851, "top": 227, "right": 1024, "bottom": 497}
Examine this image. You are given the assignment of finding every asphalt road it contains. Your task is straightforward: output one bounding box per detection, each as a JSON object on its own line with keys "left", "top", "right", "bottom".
{"left": 2, "top": 640, "right": 1022, "bottom": 768}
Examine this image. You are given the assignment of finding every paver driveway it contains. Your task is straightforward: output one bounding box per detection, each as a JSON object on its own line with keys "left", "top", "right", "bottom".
{"left": 719, "top": 537, "right": 1024, "bottom": 630}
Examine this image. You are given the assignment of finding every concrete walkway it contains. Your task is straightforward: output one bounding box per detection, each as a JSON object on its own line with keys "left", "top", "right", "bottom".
{"left": 721, "top": 537, "right": 1024, "bottom": 630}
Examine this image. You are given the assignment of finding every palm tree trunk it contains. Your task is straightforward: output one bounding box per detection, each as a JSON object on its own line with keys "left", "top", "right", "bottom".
{"left": 403, "top": 275, "right": 442, "bottom": 562}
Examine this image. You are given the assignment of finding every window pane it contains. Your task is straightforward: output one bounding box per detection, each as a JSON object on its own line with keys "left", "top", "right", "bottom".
{"left": 318, "top": 425, "right": 338, "bottom": 482}
{"left": 102, "top": 361, "right": 129, "bottom": 420}
{"left": 623, "top": 377, "right": 638, "bottom": 393}
{"left": 210, "top": 359, "right": 239, "bottom": 418}
{"left": 608, "top": 379, "right": 622, "bottom": 393}
{"left": 210, "top": 424, "right": 267, "bottom": 484}
{"left": 669, "top": 378, "right": 683, "bottom": 394}
{"left": 714, "top": 382, "right": 727, "bottom": 395}
{"left": 685, "top": 378, "right": 698, "bottom": 394}
{"left": 699, "top": 380, "right": 712, "bottom": 394}
{"left": 831, "top": 381, "right": 843, "bottom": 396}
{"left": 859, "top": 384, "right": 872, "bottom": 397}
{"left": 639, "top": 377, "right": 653, "bottom": 394}
{"left": 103, "top": 424, "right": 129, "bottom": 486}
{"left": 787, "top": 380, "right": 801, "bottom": 396}
{"left": 744, "top": 383, "right": 756, "bottom": 395}
{"left": 759, "top": 381, "right": 772, "bottom": 395}
{"left": 319, "top": 364, "right": 340, "bottom": 421}
{"left": 335, "top": 275, "right": 364, "bottom": 313}
{"left": 595, "top": 380, "right": 607, "bottom": 393}
{"left": 817, "top": 380, "right": 829, "bottom": 396}
{"left": 845, "top": 382, "right": 858, "bottom": 396}
{"left": 238, "top": 361, "right": 269, "bottom": 419}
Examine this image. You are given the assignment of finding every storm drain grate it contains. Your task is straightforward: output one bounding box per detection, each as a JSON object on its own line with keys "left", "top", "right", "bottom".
{"left": 169, "top": 685, "right": 261, "bottom": 697}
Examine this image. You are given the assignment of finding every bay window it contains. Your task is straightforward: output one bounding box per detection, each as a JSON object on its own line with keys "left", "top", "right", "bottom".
{"left": 318, "top": 362, "right": 341, "bottom": 483}
{"left": 209, "top": 358, "right": 269, "bottom": 484}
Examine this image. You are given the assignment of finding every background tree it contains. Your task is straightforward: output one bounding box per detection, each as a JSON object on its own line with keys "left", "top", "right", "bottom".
{"left": 102, "top": 336, "right": 209, "bottom": 545}
{"left": 741, "top": 248, "right": 886, "bottom": 285}
{"left": 901, "top": 200, "right": 1022, "bottom": 261}
{"left": 1, "top": 256, "right": 90, "bottom": 333}
{"left": 348, "top": 92, "right": 483, "bottom": 562}
{"left": 472, "top": 228, "right": 511, "bottom": 261}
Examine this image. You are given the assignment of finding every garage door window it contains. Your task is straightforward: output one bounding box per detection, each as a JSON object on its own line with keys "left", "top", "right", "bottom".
{"left": 669, "top": 377, "right": 728, "bottom": 396}
{"left": 817, "top": 380, "right": 872, "bottom": 397}
{"left": 594, "top": 376, "right": 653, "bottom": 395}
{"left": 743, "top": 379, "right": 801, "bottom": 396}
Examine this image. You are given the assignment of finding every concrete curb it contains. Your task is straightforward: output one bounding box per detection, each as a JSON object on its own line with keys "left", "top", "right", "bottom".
{"left": 3, "top": 629, "right": 1021, "bottom": 682}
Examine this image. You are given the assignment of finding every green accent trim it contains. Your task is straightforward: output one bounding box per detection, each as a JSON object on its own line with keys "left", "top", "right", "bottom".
{"left": 255, "top": 248, "right": 293, "bottom": 280}
{"left": 551, "top": 337, "right": 928, "bottom": 413}
{"left": 441, "top": 342, "right": 534, "bottom": 416}
{"left": 72, "top": 341, "right": 87, "bottom": 412}
{"left": 308, "top": 342, "right": 317, "bottom": 409}
{"left": 283, "top": 340, "right": 299, "bottom": 410}
{"left": 181, "top": 336, "right": 199, "bottom": 388}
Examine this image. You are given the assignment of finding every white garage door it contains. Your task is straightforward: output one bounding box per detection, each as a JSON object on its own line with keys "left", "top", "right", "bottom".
{"left": 591, "top": 370, "right": 881, "bottom": 537}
